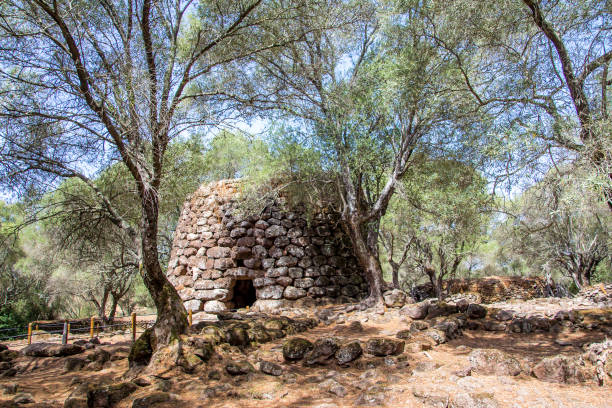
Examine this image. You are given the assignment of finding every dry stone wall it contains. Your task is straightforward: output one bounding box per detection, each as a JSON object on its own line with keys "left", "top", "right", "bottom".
{"left": 166, "top": 179, "right": 368, "bottom": 313}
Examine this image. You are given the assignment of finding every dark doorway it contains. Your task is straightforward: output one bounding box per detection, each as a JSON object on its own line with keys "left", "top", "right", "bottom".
{"left": 233, "top": 279, "right": 256, "bottom": 309}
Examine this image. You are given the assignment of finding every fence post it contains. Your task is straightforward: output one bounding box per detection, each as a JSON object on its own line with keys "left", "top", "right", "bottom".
{"left": 62, "top": 322, "right": 68, "bottom": 345}
{"left": 188, "top": 309, "right": 193, "bottom": 326}
{"left": 131, "top": 312, "right": 136, "bottom": 342}
{"left": 27, "top": 322, "right": 32, "bottom": 345}
{"left": 90, "top": 317, "right": 95, "bottom": 339}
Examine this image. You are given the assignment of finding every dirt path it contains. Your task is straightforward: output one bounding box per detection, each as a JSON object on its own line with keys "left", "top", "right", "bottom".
{"left": 0, "top": 311, "right": 610, "bottom": 408}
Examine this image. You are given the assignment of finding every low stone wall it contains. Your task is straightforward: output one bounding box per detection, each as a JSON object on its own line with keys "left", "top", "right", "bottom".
{"left": 412, "top": 276, "right": 560, "bottom": 303}
{"left": 166, "top": 180, "right": 368, "bottom": 313}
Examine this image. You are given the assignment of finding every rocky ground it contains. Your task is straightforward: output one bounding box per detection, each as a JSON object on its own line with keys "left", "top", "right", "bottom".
{"left": 0, "top": 289, "right": 610, "bottom": 408}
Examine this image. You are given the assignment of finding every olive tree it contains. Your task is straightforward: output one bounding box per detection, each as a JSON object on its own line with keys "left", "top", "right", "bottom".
{"left": 429, "top": 0, "right": 612, "bottom": 208}
{"left": 505, "top": 168, "right": 610, "bottom": 289}
{"left": 381, "top": 158, "right": 490, "bottom": 299}
{"left": 0, "top": 0, "right": 289, "bottom": 351}
{"left": 243, "top": 0, "right": 483, "bottom": 306}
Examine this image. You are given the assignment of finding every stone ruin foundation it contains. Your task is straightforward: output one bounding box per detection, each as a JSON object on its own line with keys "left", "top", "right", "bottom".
{"left": 166, "top": 179, "right": 368, "bottom": 313}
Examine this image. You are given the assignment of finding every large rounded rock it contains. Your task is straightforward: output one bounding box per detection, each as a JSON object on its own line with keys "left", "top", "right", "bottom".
{"left": 468, "top": 349, "right": 521, "bottom": 376}
{"left": 87, "top": 382, "right": 138, "bottom": 408}
{"left": 282, "top": 337, "right": 314, "bottom": 361}
{"left": 131, "top": 392, "right": 172, "bottom": 408}
{"left": 383, "top": 289, "right": 407, "bottom": 308}
{"left": 401, "top": 302, "right": 429, "bottom": 320}
{"left": 465, "top": 303, "right": 487, "bottom": 319}
{"left": 200, "top": 325, "right": 226, "bottom": 344}
{"left": 22, "top": 343, "right": 84, "bottom": 358}
{"left": 532, "top": 356, "right": 589, "bottom": 384}
{"left": 365, "top": 338, "right": 405, "bottom": 356}
{"left": 225, "top": 325, "right": 250, "bottom": 347}
{"left": 426, "top": 302, "right": 458, "bottom": 319}
{"left": 260, "top": 361, "right": 283, "bottom": 376}
{"left": 225, "top": 360, "right": 254, "bottom": 376}
{"left": 304, "top": 337, "right": 340, "bottom": 365}
{"left": 335, "top": 341, "right": 363, "bottom": 365}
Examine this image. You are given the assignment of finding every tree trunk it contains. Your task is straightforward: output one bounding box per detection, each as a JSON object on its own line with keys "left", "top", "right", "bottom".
{"left": 139, "top": 185, "right": 189, "bottom": 348}
{"left": 345, "top": 215, "right": 384, "bottom": 306}
{"left": 95, "top": 289, "right": 109, "bottom": 326}
{"left": 108, "top": 295, "right": 119, "bottom": 322}
{"left": 425, "top": 264, "right": 441, "bottom": 299}
{"left": 391, "top": 263, "right": 400, "bottom": 289}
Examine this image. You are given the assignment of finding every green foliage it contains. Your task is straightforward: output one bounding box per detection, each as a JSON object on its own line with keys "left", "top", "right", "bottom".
{"left": 380, "top": 157, "right": 491, "bottom": 290}
{"left": 497, "top": 166, "right": 611, "bottom": 287}
{"left": 0, "top": 202, "right": 56, "bottom": 329}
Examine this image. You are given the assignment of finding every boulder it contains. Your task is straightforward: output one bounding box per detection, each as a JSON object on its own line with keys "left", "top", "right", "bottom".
{"left": 468, "top": 349, "right": 521, "bottom": 376}
{"left": 64, "top": 357, "right": 87, "bottom": 372}
{"left": 426, "top": 329, "right": 449, "bottom": 346}
{"left": 365, "top": 338, "right": 405, "bottom": 356}
{"left": 383, "top": 289, "right": 407, "bottom": 308}
{"left": 434, "top": 318, "right": 462, "bottom": 340}
{"left": 426, "top": 302, "right": 457, "bottom": 319}
{"left": 401, "top": 302, "right": 429, "bottom": 320}
{"left": 22, "top": 343, "right": 84, "bottom": 358}
{"left": 87, "top": 382, "right": 138, "bottom": 408}
{"left": 87, "top": 348, "right": 111, "bottom": 364}
{"left": 225, "top": 360, "right": 254, "bottom": 376}
{"left": 532, "top": 355, "right": 589, "bottom": 384}
{"left": 282, "top": 337, "right": 314, "bottom": 361}
{"left": 131, "top": 392, "right": 172, "bottom": 408}
{"left": 260, "top": 361, "right": 283, "bottom": 376}
{"left": 304, "top": 337, "right": 340, "bottom": 365}
{"left": 13, "top": 393, "right": 34, "bottom": 404}
{"left": 225, "top": 325, "right": 250, "bottom": 347}
{"left": 465, "top": 304, "right": 487, "bottom": 319}
{"left": 335, "top": 341, "right": 363, "bottom": 365}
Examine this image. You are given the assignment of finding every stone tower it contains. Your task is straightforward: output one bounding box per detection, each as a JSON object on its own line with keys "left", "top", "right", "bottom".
{"left": 166, "top": 179, "right": 368, "bottom": 313}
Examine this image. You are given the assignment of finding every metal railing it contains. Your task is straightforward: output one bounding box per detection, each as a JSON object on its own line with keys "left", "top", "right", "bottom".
{"left": 0, "top": 312, "right": 157, "bottom": 345}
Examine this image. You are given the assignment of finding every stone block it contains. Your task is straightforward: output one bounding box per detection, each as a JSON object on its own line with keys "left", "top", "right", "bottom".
{"left": 266, "top": 267, "right": 288, "bottom": 278}
{"left": 207, "top": 246, "right": 231, "bottom": 259}
{"left": 195, "top": 289, "right": 230, "bottom": 301}
{"left": 236, "top": 237, "right": 256, "bottom": 247}
{"left": 286, "top": 245, "right": 305, "bottom": 258}
{"left": 214, "top": 257, "right": 235, "bottom": 270}
{"left": 276, "top": 276, "right": 293, "bottom": 287}
{"left": 243, "top": 258, "right": 262, "bottom": 269}
{"left": 234, "top": 246, "right": 252, "bottom": 259}
{"left": 284, "top": 286, "right": 307, "bottom": 300}
{"left": 257, "top": 285, "right": 284, "bottom": 300}
{"left": 252, "top": 245, "right": 268, "bottom": 258}
{"left": 265, "top": 225, "right": 287, "bottom": 238}
{"left": 184, "top": 299, "right": 202, "bottom": 311}
{"left": 294, "top": 278, "right": 314, "bottom": 289}
{"left": 230, "top": 227, "right": 247, "bottom": 238}
{"left": 203, "top": 300, "right": 228, "bottom": 313}
{"left": 276, "top": 256, "right": 298, "bottom": 267}
{"left": 201, "top": 269, "right": 223, "bottom": 280}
